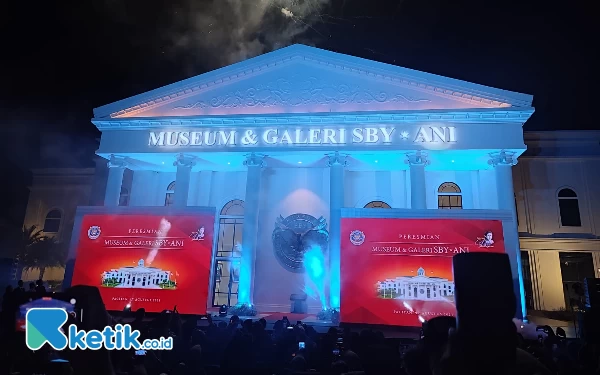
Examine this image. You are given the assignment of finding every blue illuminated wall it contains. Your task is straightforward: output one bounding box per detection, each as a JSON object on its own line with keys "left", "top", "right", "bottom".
{"left": 123, "top": 166, "right": 512, "bottom": 313}
{"left": 254, "top": 167, "right": 330, "bottom": 314}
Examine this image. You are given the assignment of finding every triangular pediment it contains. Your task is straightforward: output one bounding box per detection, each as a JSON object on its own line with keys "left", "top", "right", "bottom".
{"left": 93, "top": 45, "right": 533, "bottom": 119}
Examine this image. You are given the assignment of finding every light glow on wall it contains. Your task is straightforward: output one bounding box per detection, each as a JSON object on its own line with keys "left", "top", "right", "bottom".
{"left": 237, "top": 241, "right": 251, "bottom": 304}
{"left": 303, "top": 245, "right": 328, "bottom": 310}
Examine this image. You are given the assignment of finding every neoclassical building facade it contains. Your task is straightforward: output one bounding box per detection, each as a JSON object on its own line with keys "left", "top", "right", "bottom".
{"left": 19, "top": 45, "right": 600, "bottom": 315}
{"left": 377, "top": 267, "right": 455, "bottom": 301}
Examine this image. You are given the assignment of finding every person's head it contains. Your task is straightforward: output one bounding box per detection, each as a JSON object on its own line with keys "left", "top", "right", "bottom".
{"left": 29, "top": 282, "right": 36, "bottom": 290}
{"left": 485, "top": 231, "right": 493, "bottom": 241}
{"left": 36, "top": 279, "right": 43, "bottom": 286}
{"left": 331, "top": 360, "right": 349, "bottom": 375}
{"left": 17, "top": 280, "right": 23, "bottom": 287}
{"left": 259, "top": 317, "right": 267, "bottom": 329}
{"left": 289, "top": 355, "right": 307, "bottom": 371}
{"left": 187, "top": 345, "right": 203, "bottom": 370}
{"left": 230, "top": 315, "right": 240, "bottom": 325}
{"left": 242, "top": 319, "right": 253, "bottom": 331}
{"left": 403, "top": 347, "right": 429, "bottom": 375}
{"left": 252, "top": 321, "right": 263, "bottom": 335}
{"left": 422, "top": 316, "right": 456, "bottom": 350}
{"left": 342, "top": 350, "right": 362, "bottom": 371}
{"left": 191, "top": 329, "right": 206, "bottom": 346}
{"left": 134, "top": 308, "right": 146, "bottom": 321}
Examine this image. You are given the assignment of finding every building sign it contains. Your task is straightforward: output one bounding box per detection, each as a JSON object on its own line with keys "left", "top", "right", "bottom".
{"left": 148, "top": 126, "right": 457, "bottom": 148}
{"left": 339, "top": 218, "right": 506, "bottom": 327}
{"left": 70, "top": 212, "right": 215, "bottom": 314}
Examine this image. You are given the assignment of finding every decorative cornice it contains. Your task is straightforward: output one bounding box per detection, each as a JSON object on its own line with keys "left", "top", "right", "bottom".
{"left": 30, "top": 168, "right": 96, "bottom": 175}
{"left": 174, "top": 154, "right": 197, "bottom": 168}
{"left": 243, "top": 153, "right": 266, "bottom": 168}
{"left": 92, "top": 108, "right": 534, "bottom": 131}
{"left": 519, "top": 155, "right": 600, "bottom": 161}
{"left": 107, "top": 155, "right": 128, "bottom": 168}
{"left": 405, "top": 151, "right": 429, "bottom": 166}
{"left": 488, "top": 150, "right": 517, "bottom": 167}
{"left": 519, "top": 237, "right": 600, "bottom": 251}
{"left": 327, "top": 151, "right": 348, "bottom": 167}
{"left": 171, "top": 75, "right": 432, "bottom": 111}
{"left": 95, "top": 46, "right": 527, "bottom": 119}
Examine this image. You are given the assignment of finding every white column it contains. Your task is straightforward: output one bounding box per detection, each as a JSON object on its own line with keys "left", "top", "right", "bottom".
{"left": 489, "top": 150, "right": 526, "bottom": 318}
{"left": 328, "top": 151, "right": 347, "bottom": 309}
{"left": 104, "top": 155, "right": 127, "bottom": 207}
{"left": 173, "top": 154, "right": 197, "bottom": 207}
{"left": 405, "top": 151, "right": 429, "bottom": 209}
{"left": 239, "top": 153, "right": 265, "bottom": 304}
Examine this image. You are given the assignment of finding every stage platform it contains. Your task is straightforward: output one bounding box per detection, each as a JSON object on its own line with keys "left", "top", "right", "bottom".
{"left": 206, "top": 310, "right": 421, "bottom": 339}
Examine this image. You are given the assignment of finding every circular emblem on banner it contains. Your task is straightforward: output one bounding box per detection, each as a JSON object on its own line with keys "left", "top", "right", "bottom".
{"left": 350, "top": 230, "right": 365, "bottom": 245}
{"left": 88, "top": 226, "right": 101, "bottom": 240}
{"left": 272, "top": 214, "right": 329, "bottom": 273}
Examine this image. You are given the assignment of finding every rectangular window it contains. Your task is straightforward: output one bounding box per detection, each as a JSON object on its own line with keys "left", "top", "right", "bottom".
{"left": 559, "top": 252, "right": 595, "bottom": 311}
{"left": 520, "top": 251, "right": 534, "bottom": 310}
{"left": 559, "top": 200, "right": 582, "bottom": 227}
{"left": 438, "top": 195, "right": 463, "bottom": 209}
{"left": 43, "top": 219, "right": 61, "bottom": 233}
{"left": 212, "top": 215, "right": 243, "bottom": 307}
{"left": 164, "top": 193, "right": 174, "bottom": 207}
{"left": 217, "top": 218, "right": 243, "bottom": 257}
{"left": 213, "top": 260, "right": 240, "bottom": 306}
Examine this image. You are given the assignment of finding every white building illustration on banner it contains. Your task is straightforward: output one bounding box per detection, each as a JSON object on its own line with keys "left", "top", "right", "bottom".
{"left": 102, "top": 259, "right": 171, "bottom": 289}
{"left": 376, "top": 267, "right": 454, "bottom": 301}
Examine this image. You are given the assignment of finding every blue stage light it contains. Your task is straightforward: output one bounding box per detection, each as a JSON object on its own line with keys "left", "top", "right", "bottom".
{"left": 304, "top": 245, "right": 328, "bottom": 310}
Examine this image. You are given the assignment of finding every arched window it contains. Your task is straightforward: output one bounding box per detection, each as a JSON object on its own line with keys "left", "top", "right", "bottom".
{"left": 437, "top": 182, "right": 462, "bottom": 209}
{"left": 119, "top": 187, "right": 129, "bottom": 207}
{"left": 43, "top": 210, "right": 62, "bottom": 233}
{"left": 364, "top": 201, "right": 391, "bottom": 209}
{"left": 164, "top": 181, "right": 175, "bottom": 206}
{"left": 558, "top": 188, "right": 581, "bottom": 227}
{"left": 213, "top": 199, "right": 245, "bottom": 307}
{"left": 221, "top": 199, "right": 245, "bottom": 216}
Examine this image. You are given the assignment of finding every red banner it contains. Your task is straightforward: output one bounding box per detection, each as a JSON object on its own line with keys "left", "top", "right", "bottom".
{"left": 340, "top": 218, "right": 505, "bottom": 327}
{"left": 71, "top": 213, "right": 214, "bottom": 314}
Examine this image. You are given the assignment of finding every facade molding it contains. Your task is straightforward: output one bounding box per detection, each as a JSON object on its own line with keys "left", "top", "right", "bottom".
{"left": 519, "top": 156, "right": 600, "bottom": 161}
{"left": 30, "top": 168, "right": 96, "bottom": 175}
{"left": 519, "top": 237, "right": 600, "bottom": 251}
{"left": 92, "top": 108, "right": 534, "bottom": 131}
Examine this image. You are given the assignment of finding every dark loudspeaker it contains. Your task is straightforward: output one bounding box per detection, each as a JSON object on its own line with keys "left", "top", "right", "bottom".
{"left": 453, "top": 253, "right": 516, "bottom": 334}
{"left": 583, "top": 278, "right": 600, "bottom": 309}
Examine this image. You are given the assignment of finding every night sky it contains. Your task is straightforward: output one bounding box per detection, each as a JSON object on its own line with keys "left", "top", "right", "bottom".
{"left": 0, "top": 0, "right": 595, "bottom": 226}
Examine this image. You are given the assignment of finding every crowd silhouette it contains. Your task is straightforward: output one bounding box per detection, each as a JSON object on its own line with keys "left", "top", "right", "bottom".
{"left": 0, "top": 275, "right": 598, "bottom": 375}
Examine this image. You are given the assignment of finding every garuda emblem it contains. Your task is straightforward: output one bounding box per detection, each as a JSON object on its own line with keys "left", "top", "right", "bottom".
{"left": 272, "top": 213, "right": 329, "bottom": 273}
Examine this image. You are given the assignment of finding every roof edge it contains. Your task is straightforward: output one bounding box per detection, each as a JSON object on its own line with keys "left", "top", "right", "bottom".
{"left": 93, "top": 44, "right": 534, "bottom": 119}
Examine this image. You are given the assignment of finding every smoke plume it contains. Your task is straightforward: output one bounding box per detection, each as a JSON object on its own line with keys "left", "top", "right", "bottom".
{"left": 168, "top": 0, "right": 331, "bottom": 69}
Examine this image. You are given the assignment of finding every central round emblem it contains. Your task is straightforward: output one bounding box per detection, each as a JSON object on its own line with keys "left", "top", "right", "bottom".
{"left": 272, "top": 214, "right": 329, "bottom": 273}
